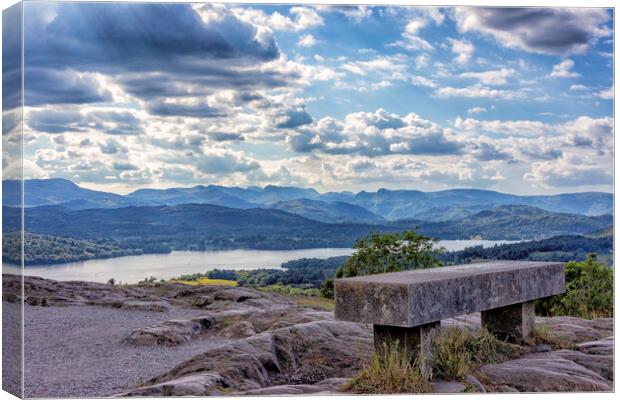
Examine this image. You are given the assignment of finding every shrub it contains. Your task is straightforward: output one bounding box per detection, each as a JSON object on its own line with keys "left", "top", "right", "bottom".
{"left": 321, "top": 231, "right": 442, "bottom": 298}
{"left": 343, "top": 341, "right": 432, "bottom": 394}
{"left": 337, "top": 231, "right": 442, "bottom": 278}
{"left": 535, "top": 254, "right": 613, "bottom": 319}
{"left": 319, "top": 278, "right": 334, "bottom": 298}
{"left": 207, "top": 269, "right": 238, "bottom": 281}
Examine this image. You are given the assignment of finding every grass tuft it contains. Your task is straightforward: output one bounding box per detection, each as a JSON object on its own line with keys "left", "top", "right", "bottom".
{"left": 526, "top": 322, "right": 575, "bottom": 349}
{"left": 343, "top": 341, "right": 433, "bottom": 394}
{"left": 431, "top": 328, "right": 513, "bottom": 381}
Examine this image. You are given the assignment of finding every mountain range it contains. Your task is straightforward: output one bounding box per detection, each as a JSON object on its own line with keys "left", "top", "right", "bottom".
{"left": 2, "top": 178, "right": 613, "bottom": 223}
{"left": 2, "top": 203, "right": 612, "bottom": 247}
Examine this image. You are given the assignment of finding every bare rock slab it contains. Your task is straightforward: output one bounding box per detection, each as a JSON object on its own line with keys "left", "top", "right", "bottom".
{"left": 480, "top": 341, "right": 613, "bottom": 392}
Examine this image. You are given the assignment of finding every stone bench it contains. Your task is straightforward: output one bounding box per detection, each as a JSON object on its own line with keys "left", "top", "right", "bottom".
{"left": 334, "top": 261, "right": 565, "bottom": 376}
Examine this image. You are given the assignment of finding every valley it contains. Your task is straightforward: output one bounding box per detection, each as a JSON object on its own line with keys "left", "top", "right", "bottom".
{"left": 2, "top": 179, "right": 613, "bottom": 266}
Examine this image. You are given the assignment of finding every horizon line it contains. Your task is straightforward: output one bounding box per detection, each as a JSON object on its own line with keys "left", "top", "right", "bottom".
{"left": 3, "top": 177, "right": 614, "bottom": 198}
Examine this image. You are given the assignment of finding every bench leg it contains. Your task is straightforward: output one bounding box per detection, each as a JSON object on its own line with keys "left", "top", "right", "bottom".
{"left": 481, "top": 301, "right": 535, "bottom": 342}
{"left": 373, "top": 322, "right": 440, "bottom": 379}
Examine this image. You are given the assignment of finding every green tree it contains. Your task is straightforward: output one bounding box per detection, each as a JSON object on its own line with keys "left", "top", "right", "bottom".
{"left": 321, "top": 231, "right": 442, "bottom": 298}
{"left": 536, "top": 254, "right": 613, "bottom": 319}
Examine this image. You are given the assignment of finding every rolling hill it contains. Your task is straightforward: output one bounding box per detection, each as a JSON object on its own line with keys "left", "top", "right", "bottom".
{"left": 397, "top": 205, "right": 613, "bottom": 240}
{"left": 349, "top": 188, "right": 613, "bottom": 221}
{"left": 2, "top": 204, "right": 391, "bottom": 251}
{"left": 4, "top": 203, "right": 611, "bottom": 249}
{"left": 267, "top": 198, "right": 385, "bottom": 224}
{"left": 2, "top": 178, "right": 132, "bottom": 208}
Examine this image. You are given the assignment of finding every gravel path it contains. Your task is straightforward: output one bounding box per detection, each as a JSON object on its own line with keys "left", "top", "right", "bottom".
{"left": 14, "top": 303, "right": 230, "bottom": 398}
{"left": 2, "top": 302, "right": 22, "bottom": 397}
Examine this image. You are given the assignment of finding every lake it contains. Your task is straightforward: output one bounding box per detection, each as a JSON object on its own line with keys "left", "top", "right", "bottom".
{"left": 4, "top": 240, "right": 517, "bottom": 284}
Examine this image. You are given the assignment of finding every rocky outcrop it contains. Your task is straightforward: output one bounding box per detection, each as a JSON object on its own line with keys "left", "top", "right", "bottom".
{"left": 233, "top": 378, "right": 350, "bottom": 395}
{"left": 121, "top": 300, "right": 172, "bottom": 312}
{"left": 126, "top": 316, "right": 216, "bottom": 346}
{"left": 170, "top": 285, "right": 295, "bottom": 312}
{"left": 449, "top": 314, "right": 614, "bottom": 393}
{"left": 126, "top": 308, "right": 334, "bottom": 346}
{"left": 480, "top": 337, "right": 613, "bottom": 392}
{"left": 6, "top": 275, "right": 614, "bottom": 396}
{"left": 540, "top": 317, "right": 613, "bottom": 343}
{"left": 2, "top": 273, "right": 152, "bottom": 307}
{"left": 120, "top": 320, "right": 372, "bottom": 396}
{"left": 2, "top": 274, "right": 295, "bottom": 312}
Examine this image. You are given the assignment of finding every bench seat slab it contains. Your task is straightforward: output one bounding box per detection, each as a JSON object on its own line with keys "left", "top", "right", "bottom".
{"left": 335, "top": 261, "right": 565, "bottom": 327}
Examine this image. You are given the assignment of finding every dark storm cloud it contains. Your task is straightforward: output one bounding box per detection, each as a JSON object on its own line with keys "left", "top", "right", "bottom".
{"left": 210, "top": 132, "right": 245, "bottom": 142}
{"left": 113, "top": 162, "right": 139, "bottom": 171}
{"left": 117, "top": 71, "right": 291, "bottom": 101}
{"left": 28, "top": 110, "right": 86, "bottom": 134}
{"left": 22, "top": 2, "right": 285, "bottom": 108}
{"left": 289, "top": 125, "right": 464, "bottom": 157}
{"left": 25, "top": 3, "right": 278, "bottom": 72}
{"left": 147, "top": 101, "right": 227, "bottom": 118}
{"left": 28, "top": 109, "right": 143, "bottom": 135}
{"left": 99, "top": 140, "right": 119, "bottom": 155}
{"left": 195, "top": 154, "right": 259, "bottom": 174}
{"left": 521, "top": 148, "right": 563, "bottom": 160}
{"left": 24, "top": 68, "right": 112, "bottom": 106}
{"left": 456, "top": 8, "right": 611, "bottom": 55}
{"left": 275, "top": 108, "right": 313, "bottom": 129}
{"left": 2, "top": 4, "right": 22, "bottom": 111}
{"left": 470, "top": 142, "right": 514, "bottom": 161}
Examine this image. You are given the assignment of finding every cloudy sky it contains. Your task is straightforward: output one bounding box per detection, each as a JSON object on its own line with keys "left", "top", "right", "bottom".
{"left": 2, "top": 2, "right": 614, "bottom": 195}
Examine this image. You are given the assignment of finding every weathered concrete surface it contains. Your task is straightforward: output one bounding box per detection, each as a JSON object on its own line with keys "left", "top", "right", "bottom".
{"left": 335, "top": 261, "right": 565, "bottom": 327}
{"left": 481, "top": 301, "right": 535, "bottom": 341}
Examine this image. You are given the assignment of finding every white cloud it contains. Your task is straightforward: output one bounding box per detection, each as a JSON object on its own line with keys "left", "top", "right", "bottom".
{"left": 459, "top": 68, "right": 515, "bottom": 86}
{"left": 455, "top": 115, "right": 613, "bottom": 156}
{"left": 392, "top": 34, "right": 433, "bottom": 52}
{"left": 549, "top": 59, "right": 580, "bottom": 78}
{"left": 390, "top": 15, "right": 436, "bottom": 51}
{"left": 598, "top": 86, "right": 614, "bottom": 100}
{"left": 415, "top": 54, "right": 430, "bottom": 69}
{"left": 314, "top": 5, "right": 372, "bottom": 22}
{"left": 298, "top": 34, "right": 317, "bottom": 47}
{"left": 467, "top": 107, "right": 486, "bottom": 115}
{"left": 454, "top": 116, "right": 551, "bottom": 136}
{"left": 233, "top": 5, "right": 323, "bottom": 32}
{"left": 340, "top": 55, "right": 408, "bottom": 81}
{"left": 420, "top": 7, "right": 446, "bottom": 25}
{"left": 524, "top": 157, "right": 612, "bottom": 188}
{"left": 561, "top": 116, "right": 613, "bottom": 151}
{"left": 448, "top": 38, "right": 475, "bottom": 65}
{"left": 569, "top": 84, "right": 588, "bottom": 91}
{"left": 410, "top": 76, "right": 437, "bottom": 88}
{"left": 436, "top": 85, "right": 523, "bottom": 100}
{"left": 405, "top": 19, "right": 426, "bottom": 35}
{"left": 290, "top": 7, "right": 324, "bottom": 30}
{"left": 288, "top": 108, "right": 464, "bottom": 157}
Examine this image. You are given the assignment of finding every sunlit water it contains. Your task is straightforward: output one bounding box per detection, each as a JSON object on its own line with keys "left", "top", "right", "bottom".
{"left": 3, "top": 240, "right": 517, "bottom": 284}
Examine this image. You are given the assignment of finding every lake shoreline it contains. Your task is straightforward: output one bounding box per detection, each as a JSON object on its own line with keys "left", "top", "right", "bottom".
{"left": 3, "top": 240, "right": 519, "bottom": 284}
